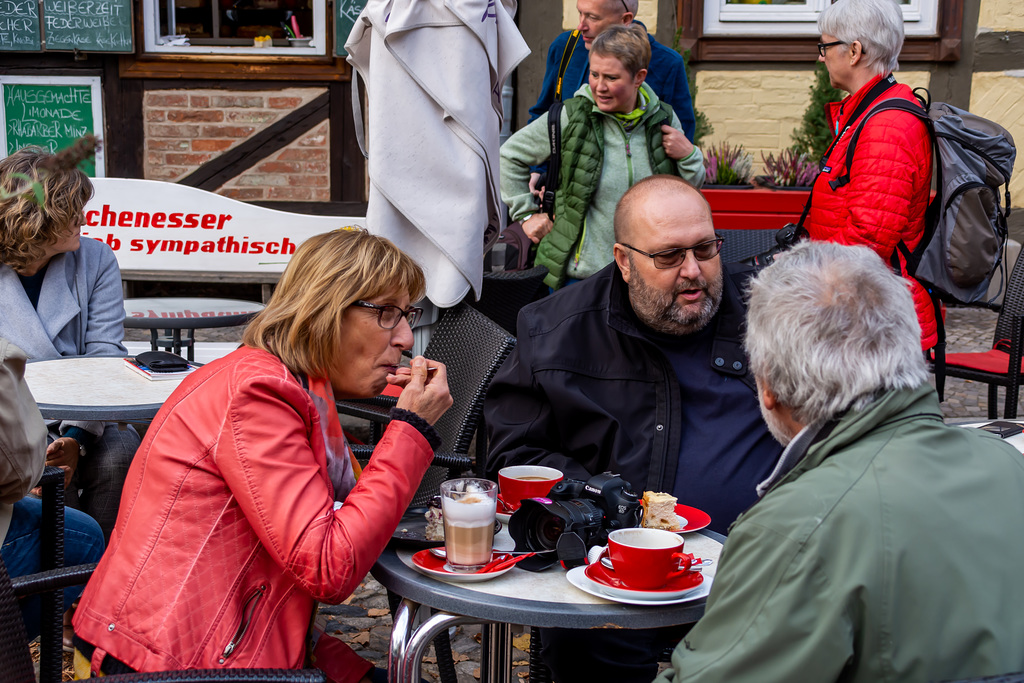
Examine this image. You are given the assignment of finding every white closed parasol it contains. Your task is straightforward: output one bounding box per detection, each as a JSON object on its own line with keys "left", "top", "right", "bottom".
{"left": 346, "top": 0, "right": 529, "bottom": 307}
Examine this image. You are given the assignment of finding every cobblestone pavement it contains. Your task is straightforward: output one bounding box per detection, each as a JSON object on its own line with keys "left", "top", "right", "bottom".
{"left": 116, "top": 304, "right": 1010, "bottom": 681}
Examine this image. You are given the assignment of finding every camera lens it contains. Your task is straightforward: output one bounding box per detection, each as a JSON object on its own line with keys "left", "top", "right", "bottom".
{"left": 536, "top": 515, "right": 565, "bottom": 547}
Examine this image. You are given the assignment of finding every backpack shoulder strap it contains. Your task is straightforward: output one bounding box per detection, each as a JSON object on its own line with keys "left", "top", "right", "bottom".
{"left": 541, "top": 100, "right": 564, "bottom": 218}
{"left": 830, "top": 96, "right": 932, "bottom": 191}
{"left": 555, "top": 31, "right": 582, "bottom": 102}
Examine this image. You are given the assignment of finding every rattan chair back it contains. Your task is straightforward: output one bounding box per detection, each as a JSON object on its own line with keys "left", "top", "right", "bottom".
{"left": 470, "top": 266, "right": 548, "bottom": 335}
{"left": 422, "top": 304, "right": 517, "bottom": 454}
{"left": 0, "top": 556, "right": 35, "bottom": 683}
{"left": 991, "top": 254, "right": 1024, "bottom": 347}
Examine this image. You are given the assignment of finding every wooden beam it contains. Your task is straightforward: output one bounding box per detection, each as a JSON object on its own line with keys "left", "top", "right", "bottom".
{"left": 177, "top": 92, "right": 330, "bottom": 191}
{"left": 103, "top": 57, "right": 144, "bottom": 178}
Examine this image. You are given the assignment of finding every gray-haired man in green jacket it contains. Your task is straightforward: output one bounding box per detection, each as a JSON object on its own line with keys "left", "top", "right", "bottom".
{"left": 657, "top": 241, "right": 1024, "bottom": 683}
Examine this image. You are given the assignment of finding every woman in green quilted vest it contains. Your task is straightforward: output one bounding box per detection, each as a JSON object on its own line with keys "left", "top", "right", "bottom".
{"left": 501, "top": 23, "right": 705, "bottom": 289}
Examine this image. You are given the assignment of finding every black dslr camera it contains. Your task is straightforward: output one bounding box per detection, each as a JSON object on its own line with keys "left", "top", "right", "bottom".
{"left": 508, "top": 472, "right": 642, "bottom": 570}
{"left": 741, "top": 222, "right": 809, "bottom": 270}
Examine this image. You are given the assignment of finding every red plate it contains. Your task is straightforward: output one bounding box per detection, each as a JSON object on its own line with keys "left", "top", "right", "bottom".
{"left": 410, "top": 549, "right": 516, "bottom": 583}
{"left": 583, "top": 560, "right": 703, "bottom": 601}
{"left": 496, "top": 493, "right": 520, "bottom": 514}
{"left": 670, "top": 504, "right": 712, "bottom": 533}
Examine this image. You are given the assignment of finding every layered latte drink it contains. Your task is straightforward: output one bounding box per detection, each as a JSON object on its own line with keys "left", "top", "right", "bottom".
{"left": 439, "top": 478, "right": 498, "bottom": 572}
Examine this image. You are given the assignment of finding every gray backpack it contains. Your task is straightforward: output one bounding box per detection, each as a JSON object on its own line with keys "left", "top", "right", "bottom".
{"left": 837, "top": 89, "right": 1017, "bottom": 305}
{"left": 836, "top": 88, "right": 1016, "bottom": 397}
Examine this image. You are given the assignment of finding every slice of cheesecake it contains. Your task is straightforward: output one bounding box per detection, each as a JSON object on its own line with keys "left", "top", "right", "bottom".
{"left": 642, "top": 491, "right": 684, "bottom": 531}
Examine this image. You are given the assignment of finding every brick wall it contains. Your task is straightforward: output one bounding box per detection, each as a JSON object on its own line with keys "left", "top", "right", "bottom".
{"left": 143, "top": 87, "right": 330, "bottom": 201}
{"left": 693, "top": 68, "right": 931, "bottom": 174}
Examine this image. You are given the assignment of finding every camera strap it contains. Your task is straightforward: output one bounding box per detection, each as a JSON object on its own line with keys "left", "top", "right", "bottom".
{"left": 554, "top": 30, "right": 582, "bottom": 102}
{"left": 541, "top": 100, "right": 564, "bottom": 219}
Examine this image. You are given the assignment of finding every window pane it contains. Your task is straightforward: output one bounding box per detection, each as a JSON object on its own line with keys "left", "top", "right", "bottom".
{"left": 158, "top": 0, "right": 313, "bottom": 46}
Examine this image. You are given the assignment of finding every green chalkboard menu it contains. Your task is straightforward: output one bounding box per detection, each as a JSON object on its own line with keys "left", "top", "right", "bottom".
{"left": 1, "top": 77, "right": 104, "bottom": 176}
{"left": 334, "top": 0, "right": 366, "bottom": 57}
{"left": 0, "top": 0, "right": 42, "bottom": 51}
{"left": 0, "top": 0, "right": 133, "bottom": 52}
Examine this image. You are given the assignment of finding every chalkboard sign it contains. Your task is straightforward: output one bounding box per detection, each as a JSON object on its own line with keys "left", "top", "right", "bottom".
{"left": 334, "top": 0, "right": 366, "bottom": 57}
{"left": 0, "top": 77, "right": 105, "bottom": 176}
{"left": 0, "top": 0, "right": 42, "bottom": 51}
{"left": 0, "top": 0, "right": 132, "bottom": 52}
{"left": 41, "top": 0, "right": 133, "bottom": 52}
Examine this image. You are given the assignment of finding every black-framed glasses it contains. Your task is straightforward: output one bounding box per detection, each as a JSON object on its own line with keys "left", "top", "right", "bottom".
{"left": 620, "top": 238, "right": 724, "bottom": 269}
{"left": 352, "top": 300, "right": 423, "bottom": 330}
{"left": 817, "top": 40, "right": 846, "bottom": 57}
{"left": 619, "top": 0, "right": 630, "bottom": 12}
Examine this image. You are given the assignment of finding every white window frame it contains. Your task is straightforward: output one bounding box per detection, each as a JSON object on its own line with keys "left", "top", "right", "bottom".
{"left": 703, "top": 0, "right": 938, "bottom": 37}
{"left": 142, "top": 0, "right": 327, "bottom": 56}
{"left": 0, "top": 76, "right": 106, "bottom": 177}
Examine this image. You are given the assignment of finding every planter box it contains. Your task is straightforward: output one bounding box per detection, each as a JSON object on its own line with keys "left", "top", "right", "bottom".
{"left": 701, "top": 187, "right": 811, "bottom": 263}
{"left": 702, "top": 187, "right": 810, "bottom": 231}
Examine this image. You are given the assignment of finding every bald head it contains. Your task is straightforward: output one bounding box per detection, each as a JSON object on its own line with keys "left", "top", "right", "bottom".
{"left": 613, "top": 175, "right": 710, "bottom": 245}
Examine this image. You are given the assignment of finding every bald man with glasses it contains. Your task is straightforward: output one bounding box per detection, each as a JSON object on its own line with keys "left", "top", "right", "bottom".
{"left": 483, "top": 175, "right": 781, "bottom": 683}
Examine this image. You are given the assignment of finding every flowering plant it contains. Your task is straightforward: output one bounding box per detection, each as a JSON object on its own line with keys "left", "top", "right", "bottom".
{"left": 703, "top": 142, "right": 753, "bottom": 186}
{"left": 757, "top": 148, "right": 818, "bottom": 188}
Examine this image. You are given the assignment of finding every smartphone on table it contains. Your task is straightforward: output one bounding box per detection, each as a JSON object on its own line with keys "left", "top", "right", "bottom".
{"left": 977, "top": 421, "right": 1024, "bottom": 438}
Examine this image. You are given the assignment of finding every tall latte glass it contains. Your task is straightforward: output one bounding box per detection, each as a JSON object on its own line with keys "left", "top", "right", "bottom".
{"left": 440, "top": 478, "right": 498, "bottom": 572}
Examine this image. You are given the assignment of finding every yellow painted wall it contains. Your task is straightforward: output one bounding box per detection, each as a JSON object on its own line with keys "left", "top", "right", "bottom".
{"left": 969, "top": 72, "right": 1024, "bottom": 201}
{"left": 978, "top": 0, "right": 1024, "bottom": 32}
{"left": 562, "top": 0, "right": 659, "bottom": 33}
{"left": 694, "top": 68, "right": 930, "bottom": 173}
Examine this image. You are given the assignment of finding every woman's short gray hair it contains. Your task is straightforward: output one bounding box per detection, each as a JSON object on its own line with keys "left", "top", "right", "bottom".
{"left": 745, "top": 241, "right": 927, "bottom": 425}
{"left": 818, "top": 0, "right": 904, "bottom": 75}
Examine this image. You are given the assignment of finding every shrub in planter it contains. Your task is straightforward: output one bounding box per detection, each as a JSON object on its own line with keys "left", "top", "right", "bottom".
{"left": 791, "top": 62, "right": 845, "bottom": 160}
{"left": 703, "top": 142, "right": 753, "bottom": 186}
{"left": 754, "top": 148, "right": 819, "bottom": 189}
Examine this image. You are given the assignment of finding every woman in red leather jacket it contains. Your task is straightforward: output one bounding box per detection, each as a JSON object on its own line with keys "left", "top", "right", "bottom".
{"left": 72, "top": 228, "right": 452, "bottom": 682}
{"left": 806, "top": 0, "right": 936, "bottom": 350}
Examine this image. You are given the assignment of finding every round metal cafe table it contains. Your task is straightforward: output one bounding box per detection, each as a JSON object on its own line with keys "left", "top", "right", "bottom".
{"left": 372, "top": 528, "right": 725, "bottom": 683}
{"left": 123, "top": 297, "right": 263, "bottom": 361}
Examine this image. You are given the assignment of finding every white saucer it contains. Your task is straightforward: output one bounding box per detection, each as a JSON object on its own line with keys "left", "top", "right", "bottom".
{"left": 566, "top": 566, "right": 712, "bottom": 606}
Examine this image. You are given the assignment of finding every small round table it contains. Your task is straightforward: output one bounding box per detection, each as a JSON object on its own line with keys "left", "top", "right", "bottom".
{"left": 123, "top": 297, "right": 264, "bottom": 361}
{"left": 24, "top": 356, "right": 187, "bottom": 422}
{"left": 373, "top": 528, "right": 724, "bottom": 683}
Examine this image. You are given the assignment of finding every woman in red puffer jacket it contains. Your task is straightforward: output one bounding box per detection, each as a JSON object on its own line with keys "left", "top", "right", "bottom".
{"left": 806, "top": 0, "right": 935, "bottom": 350}
{"left": 72, "top": 228, "right": 452, "bottom": 683}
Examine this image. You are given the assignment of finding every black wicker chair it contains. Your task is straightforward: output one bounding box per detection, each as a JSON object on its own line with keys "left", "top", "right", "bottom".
{"left": 0, "top": 555, "right": 326, "bottom": 683}
{"left": 341, "top": 303, "right": 517, "bottom": 497}
{"left": 29, "top": 466, "right": 69, "bottom": 683}
{"left": 469, "top": 266, "right": 548, "bottom": 336}
{"left": 339, "top": 304, "right": 516, "bottom": 683}
{"left": 937, "top": 253, "right": 1024, "bottom": 418}
{"left": 718, "top": 229, "right": 779, "bottom": 264}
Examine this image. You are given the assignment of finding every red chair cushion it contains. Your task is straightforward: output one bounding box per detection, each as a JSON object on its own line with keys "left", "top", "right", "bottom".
{"left": 944, "top": 349, "right": 1024, "bottom": 374}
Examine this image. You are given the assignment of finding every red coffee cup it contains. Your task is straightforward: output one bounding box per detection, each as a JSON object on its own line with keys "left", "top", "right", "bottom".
{"left": 497, "top": 465, "right": 563, "bottom": 511}
{"left": 604, "top": 528, "right": 695, "bottom": 590}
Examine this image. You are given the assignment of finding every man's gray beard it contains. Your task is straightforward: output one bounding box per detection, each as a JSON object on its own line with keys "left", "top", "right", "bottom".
{"left": 627, "top": 256, "right": 724, "bottom": 335}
